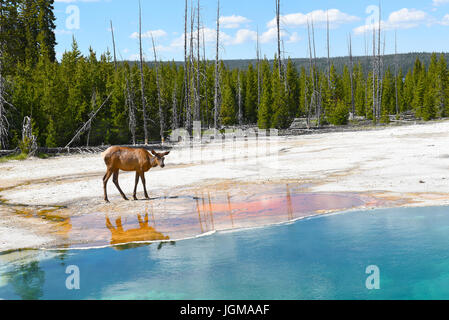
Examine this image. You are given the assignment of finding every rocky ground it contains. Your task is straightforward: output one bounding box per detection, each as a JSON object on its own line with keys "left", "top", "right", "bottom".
{"left": 1, "top": 120, "right": 449, "bottom": 252}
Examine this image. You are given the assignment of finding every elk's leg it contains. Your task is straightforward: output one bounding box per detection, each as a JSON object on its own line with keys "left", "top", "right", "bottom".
{"left": 139, "top": 172, "right": 150, "bottom": 200}
{"left": 133, "top": 172, "right": 140, "bottom": 200}
{"left": 113, "top": 170, "right": 129, "bottom": 201}
{"left": 103, "top": 169, "right": 113, "bottom": 203}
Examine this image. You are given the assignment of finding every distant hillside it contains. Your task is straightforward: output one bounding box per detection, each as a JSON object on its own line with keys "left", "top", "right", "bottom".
{"left": 127, "top": 52, "right": 449, "bottom": 75}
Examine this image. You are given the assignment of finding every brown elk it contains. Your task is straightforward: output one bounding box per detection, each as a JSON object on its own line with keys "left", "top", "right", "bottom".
{"left": 102, "top": 146, "right": 170, "bottom": 202}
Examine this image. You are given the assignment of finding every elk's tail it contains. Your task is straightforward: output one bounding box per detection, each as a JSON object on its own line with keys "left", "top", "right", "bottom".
{"left": 101, "top": 148, "right": 111, "bottom": 164}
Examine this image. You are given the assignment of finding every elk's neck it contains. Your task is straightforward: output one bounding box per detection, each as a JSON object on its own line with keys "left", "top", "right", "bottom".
{"left": 149, "top": 156, "right": 158, "bottom": 168}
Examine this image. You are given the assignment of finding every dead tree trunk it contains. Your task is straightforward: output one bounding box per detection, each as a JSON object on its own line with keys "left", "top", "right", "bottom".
{"left": 187, "top": 0, "right": 194, "bottom": 133}
{"left": 376, "top": 1, "right": 382, "bottom": 120}
{"left": 256, "top": 28, "right": 261, "bottom": 114}
{"left": 138, "top": 1, "right": 149, "bottom": 144}
{"left": 86, "top": 90, "right": 96, "bottom": 147}
{"left": 22, "top": 116, "right": 37, "bottom": 156}
{"left": 311, "top": 20, "right": 320, "bottom": 127}
{"left": 65, "top": 93, "right": 112, "bottom": 148}
{"left": 372, "top": 26, "right": 377, "bottom": 122}
{"left": 326, "top": 12, "right": 331, "bottom": 89}
{"left": 213, "top": 0, "right": 220, "bottom": 129}
{"left": 202, "top": 27, "right": 209, "bottom": 127}
{"left": 276, "top": 0, "right": 282, "bottom": 79}
{"left": 0, "top": 2, "right": 9, "bottom": 149}
{"left": 172, "top": 79, "right": 179, "bottom": 130}
{"left": 306, "top": 19, "right": 314, "bottom": 127}
{"left": 110, "top": 20, "right": 117, "bottom": 72}
{"left": 195, "top": 0, "right": 201, "bottom": 123}
{"left": 125, "top": 75, "right": 137, "bottom": 145}
{"left": 348, "top": 34, "right": 355, "bottom": 117}
{"left": 238, "top": 71, "right": 243, "bottom": 125}
{"left": 379, "top": 33, "right": 385, "bottom": 119}
{"left": 394, "top": 30, "right": 399, "bottom": 116}
{"left": 151, "top": 34, "right": 164, "bottom": 142}
{"left": 184, "top": 0, "right": 190, "bottom": 130}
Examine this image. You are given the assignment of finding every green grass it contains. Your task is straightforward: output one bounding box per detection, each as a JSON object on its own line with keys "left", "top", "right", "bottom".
{"left": 0, "top": 152, "right": 52, "bottom": 163}
{"left": 0, "top": 153, "right": 29, "bottom": 163}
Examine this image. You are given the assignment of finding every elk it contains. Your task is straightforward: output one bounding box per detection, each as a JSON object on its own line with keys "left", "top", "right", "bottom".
{"left": 102, "top": 146, "right": 170, "bottom": 202}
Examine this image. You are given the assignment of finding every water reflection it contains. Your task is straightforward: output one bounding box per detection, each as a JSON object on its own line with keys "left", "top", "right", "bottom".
{"left": 3, "top": 183, "right": 367, "bottom": 250}
{"left": 4, "top": 261, "right": 45, "bottom": 300}
{"left": 106, "top": 213, "right": 170, "bottom": 246}
{"left": 189, "top": 184, "right": 364, "bottom": 236}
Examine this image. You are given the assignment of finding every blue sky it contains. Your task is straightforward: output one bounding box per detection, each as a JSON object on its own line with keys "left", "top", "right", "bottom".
{"left": 53, "top": 0, "right": 449, "bottom": 61}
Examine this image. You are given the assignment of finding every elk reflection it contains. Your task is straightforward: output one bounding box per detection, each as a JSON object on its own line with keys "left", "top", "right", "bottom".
{"left": 106, "top": 213, "right": 170, "bottom": 246}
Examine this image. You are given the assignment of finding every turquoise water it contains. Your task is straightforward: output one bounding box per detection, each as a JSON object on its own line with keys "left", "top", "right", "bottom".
{"left": 2, "top": 206, "right": 449, "bottom": 300}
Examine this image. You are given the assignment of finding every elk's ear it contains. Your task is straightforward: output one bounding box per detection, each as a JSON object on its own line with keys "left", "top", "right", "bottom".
{"left": 163, "top": 151, "right": 170, "bottom": 156}
{"left": 150, "top": 149, "right": 157, "bottom": 156}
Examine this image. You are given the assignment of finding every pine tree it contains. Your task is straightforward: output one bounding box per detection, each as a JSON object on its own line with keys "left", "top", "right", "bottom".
{"left": 285, "top": 59, "right": 299, "bottom": 121}
{"left": 244, "top": 64, "right": 257, "bottom": 124}
{"left": 381, "top": 68, "right": 395, "bottom": 118}
{"left": 403, "top": 70, "right": 414, "bottom": 112}
{"left": 437, "top": 54, "right": 449, "bottom": 117}
{"left": 354, "top": 62, "right": 365, "bottom": 117}
{"left": 258, "top": 59, "right": 272, "bottom": 129}
{"left": 220, "top": 73, "right": 236, "bottom": 126}
{"left": 271, "top": 62, "right": 289, "bottom": 129}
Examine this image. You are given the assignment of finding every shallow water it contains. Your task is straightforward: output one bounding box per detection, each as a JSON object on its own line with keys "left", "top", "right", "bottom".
{"left": 0, "top": 183, "right": 369, "bottom": 249}
{"left": 2, "top": 206, "right": 449, "bottom": 300}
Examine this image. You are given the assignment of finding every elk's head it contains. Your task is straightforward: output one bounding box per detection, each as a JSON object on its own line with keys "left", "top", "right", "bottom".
{"left": 150, "top": 150, "right": 170, "bottom": 168}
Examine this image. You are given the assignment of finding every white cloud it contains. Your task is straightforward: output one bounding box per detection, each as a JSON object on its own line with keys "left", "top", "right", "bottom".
{"left": 233, "top": 29, "right": 257, "bottom": 44}
{"left": 130, "top": 29, "right": 167, "bottom": 39}
{"left": 353, "top": 8, "right": 432, "bottom": 35}
{"left": 258, "top": 27, "right": 301, "bottom": 44}
{"left": 433, "top": 0, "right": 449, "bottom": 6}
{"left": 286, "top": 32, "right": 301, "bottom": 44}
{"left": 219, "top": 15, "right": 251, "bottom": 29}
{"left": 440, "top": 14, "right": 449, "bottom": 25}
{"left": 267, "top": 9, "right": 359, "bottom": 29}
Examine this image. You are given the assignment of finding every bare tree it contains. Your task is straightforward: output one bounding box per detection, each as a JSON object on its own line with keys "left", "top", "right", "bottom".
{"left": 195, "top": 0, "right": 201, "bottom": 123}
{"left": 394, "top": 30, "right": 399, "bottom": 116}
{"left": 213, "top": 0, "right": 220, "bottom": 129}
{"left": 65, "top": 94, "right": 112, "bottom": 148}
{"left": 306, "top": 19, "right": 313, "bottom": 127}
{"left": 22, "top": 117, "right": 37, "bottom": 156}
{"left": 311, "top": 20, "right": 321, "bottom": 126}
{"left": 86, "top": 90, "right": 96, "bottom": 147}
{"left": 364, "top": 29, "right": 369, "bottom": 119}
{"left": 172, "top": 79, "right": 179, "bottom": 130}
{"left": 348, "top": 34, "right": 355, "bottom": 117}
{"left": 275, "top": 0, "right": 282, "bottom": 79}
{"left": 326, "top": 11, "right": 331, "bottom": 88}
{"left": 376, "top": 1, "right": 382, "bottom": 120}
{"left": 110, "top": 20, "right": 117, "bottom": 71}
{"left": 0, "top": 2, "right": 9, "bottom": 149}
{"left": 372, "top": 26, "right": 377, "bottom": 122}
{"left": 184, "top": 0, "right": 190, "bottom": 130}
{"left": 238, "top": 71, "right": 243, "bottom": 125}
{"left": 187, "top": 0, "right": 195, "bottom": 133}
{"left": 151, "top": 34, "right": 164, "bottom": 142}
{"left": 138, "top": 0, "right": 149, "bottom": 144}
{"left": 125, "top": 74, "right": 137, "bottom": 145}
{"left": 256, "top": 28, "right": 261, "bottom": 114}
{"left": 306, "top": 19, "right": 320, "bottom": 127}
{"left": 202, "top": 26, "right": 209, "bottom": 127}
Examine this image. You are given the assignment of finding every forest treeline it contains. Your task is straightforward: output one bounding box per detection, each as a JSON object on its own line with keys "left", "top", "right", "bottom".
{"left": 211, "top": 52, "right": 449, "bottom": 76}
{"left": 1, "top": 0, "right": 449, "bottom": 149}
